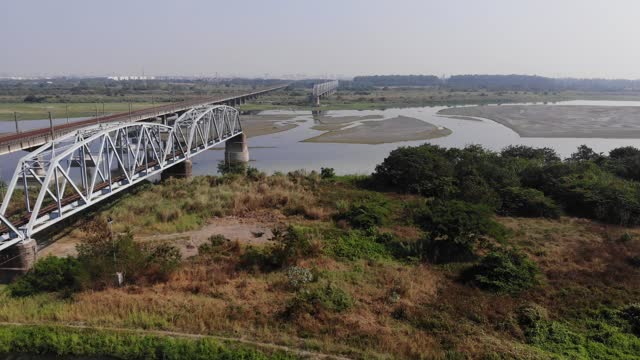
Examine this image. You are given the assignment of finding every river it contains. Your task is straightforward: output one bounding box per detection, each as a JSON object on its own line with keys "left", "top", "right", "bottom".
{"left": 2, "top": 100, "right": 640, "bottom": 181}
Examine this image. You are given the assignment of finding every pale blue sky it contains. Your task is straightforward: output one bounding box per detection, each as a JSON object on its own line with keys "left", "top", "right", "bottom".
{"left": 2, "top": 0, "right": 640, "bottom": 78}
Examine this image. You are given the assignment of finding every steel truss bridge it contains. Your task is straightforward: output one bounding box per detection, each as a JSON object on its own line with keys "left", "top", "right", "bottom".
{"left": 0, "top": 105, "right": 242, "bottom": 251}
{"left": 312, "top": 80, "right": 339, "bottom": 106}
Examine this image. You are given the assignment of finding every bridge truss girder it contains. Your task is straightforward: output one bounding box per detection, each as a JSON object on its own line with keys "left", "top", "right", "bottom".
{"left": 0, "top": 105, "right": 241, "bottom": 250}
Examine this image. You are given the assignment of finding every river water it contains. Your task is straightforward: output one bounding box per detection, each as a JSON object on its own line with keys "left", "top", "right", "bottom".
{"left": 2, "top": 100, "right": 640, "bottom": 181}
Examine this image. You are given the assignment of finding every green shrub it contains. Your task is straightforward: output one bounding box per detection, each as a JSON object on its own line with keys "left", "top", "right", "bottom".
{"left": 619, "top": 303, "right": 640, "bottom": 335}
{"left": 334, "top": 194, "right": 390, "bottom": 229}
{"left": 325, "top": 229, "right": 391, "bottom": 261}
{"left": 463, "top": 249, "right": 540, "bottom": 294}
{"left": 522, "top": 161, "right": 640, "bottom": 226}
{"left": 372, "top": 144, "right": 456, "bottom": 197}
{"left": 240, "top": 225, "right": 319, "bottom": 271}
{"left": 320, "top": 167, "right": 335, "bottom": 179}
{"left": 76, "top": 219, "right": 181, "bottom": 288}
{"left": 285, "top": 282, "right": 353, "bottom": 317}
{"left": 8, "top": 256, "right": 83, "bottom": 297}
{"left": 415, "top": 200, "right": 507, "bottom": 263}
{"left": 285, "top": 266, "right": 314, "bottom": 290}
{"left": 217, "top": 161, "right": 247, "bottom": 175}
{"left": 498, "top": 186, "right": 561, "bottom": 218}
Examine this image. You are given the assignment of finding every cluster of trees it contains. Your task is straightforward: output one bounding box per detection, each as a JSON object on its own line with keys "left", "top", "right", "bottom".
{"left": 347, "top": 74, "right": 640, "bottom": 92}
{"left": 0, "top": 78, "right": 285, "bottom": 99}
{"left": 351, "top": 75, "right": 441, "bottom": 87}
{"left": 373, "top": 143, "right": 640, "bottom": 227}
{"left": 361, "top": 143, "right": 640, "bottom": 293}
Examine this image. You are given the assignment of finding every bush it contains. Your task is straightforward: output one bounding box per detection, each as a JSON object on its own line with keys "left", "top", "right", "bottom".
{"left": 217, "top": 161, "right": 246, "bottom": 175}
{"left": 325, "top": 229, "right": 391, "bottom": 261}
{"left": 619, "top": 303, "right": 640, "bottom": 335}
{"left": 498, "top": 186, "right": 561, "bottom": 218}
{"left": 76, "top": 219, "right": 181, "bottom": 288}
{"left": 240, "top": 225, "right": 319, "bottom": 271}
{"left": 284, "top": 282, "right": 353, "bottom": 317}
{"left": 8, "top": 256, "right": 83, "bottom": 297}
{"left": 522, "top": 162, "right": 640, "bottom": 226}
{"left": 372, "top": 144, "right": 456, "bottom": 197}
{"left": 415, "top": 200, "right": 507, "bottom": 263}
{"left": 463, "top": 249, "right": 540, "bottom": 294}
{"left": 334, "top": 194, "right": 390, "bottom": 229}
{"left": 285, "top": 266, "right": 314, "bottom": 290}
{"left": 320, "top": 167, "right": 335, "bottom": 179}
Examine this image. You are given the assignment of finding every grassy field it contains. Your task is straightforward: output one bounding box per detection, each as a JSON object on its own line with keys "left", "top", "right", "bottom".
{"left": 0, "top": 102, "right": 159, "bottom": 121}
{"left": 4, "top": 170, "right": 640, "bottom": 359}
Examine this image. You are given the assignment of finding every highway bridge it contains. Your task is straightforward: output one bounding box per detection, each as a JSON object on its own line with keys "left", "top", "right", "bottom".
{"left": 0, "top": 85, "right": 287, "bottom": 155}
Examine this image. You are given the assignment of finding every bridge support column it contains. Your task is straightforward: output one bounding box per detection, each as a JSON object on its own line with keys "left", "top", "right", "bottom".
{"left": 0, "top": 238, "right": 37, "bottom": 283}
{"left": 161, "top": 159, "right": 193, "bottom": 181}
{"left": 225, "top": 133, "right": 249, "bottom": 165}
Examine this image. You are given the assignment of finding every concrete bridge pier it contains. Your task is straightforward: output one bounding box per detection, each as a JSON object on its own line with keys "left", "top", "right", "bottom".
{"left": 224, "top": 133, "right": 249, "bottom": 165}
{"left": 0, "top": 238, "right": 37, "bottom": 282}
{"left": 161, "top": 159, "right": 193, "bottom": 181}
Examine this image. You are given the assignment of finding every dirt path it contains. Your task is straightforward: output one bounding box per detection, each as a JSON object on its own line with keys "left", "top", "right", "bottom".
{"left": 38, "top": 217, "right": 279, "bottom": 258}
{"left": 0, "top": 321, "right": 352, "bottom": 359}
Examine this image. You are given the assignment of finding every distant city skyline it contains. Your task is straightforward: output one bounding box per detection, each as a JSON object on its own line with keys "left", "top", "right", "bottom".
{"left": 3, "top": 0, "right": 640, "bottom": 79}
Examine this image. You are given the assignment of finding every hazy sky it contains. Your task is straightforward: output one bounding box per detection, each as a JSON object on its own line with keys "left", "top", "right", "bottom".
{"left": 2, "top": 0, "right": 640, "bottom": 78}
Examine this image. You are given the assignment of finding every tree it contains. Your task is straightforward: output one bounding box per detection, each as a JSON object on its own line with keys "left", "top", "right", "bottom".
{"left": 415, "top": 199, "right": 507, "bottom": 263}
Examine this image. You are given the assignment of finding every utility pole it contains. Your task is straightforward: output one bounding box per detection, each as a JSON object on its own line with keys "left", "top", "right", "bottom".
{"left": 48, "top": 112, "right": 55, "bottom": 156}
{"left": 65, "top": 105, "right": 69, "bottom": 124}
{"left": 102, "top": 102, "right": 105, "bottom": 117}
{"left": 13, "top": 112, "right": 19, "bottom": 134}
{"left": 95, "top": 104, "right": 98, "bottom": 118}
{"left": 128, "top": 103, "right": 132, "bottom": 121}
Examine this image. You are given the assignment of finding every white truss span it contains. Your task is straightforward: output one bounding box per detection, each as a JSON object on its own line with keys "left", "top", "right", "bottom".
{"left": 0, "top": 105, "right": 241, "bottom": 250}
{"left": 312, "top": 80, "right": 339, "bottom": 98}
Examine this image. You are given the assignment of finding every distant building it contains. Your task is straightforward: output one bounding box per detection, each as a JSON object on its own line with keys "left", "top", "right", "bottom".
{"left": 107, "top": 75, "right": 156, "bottom": 81}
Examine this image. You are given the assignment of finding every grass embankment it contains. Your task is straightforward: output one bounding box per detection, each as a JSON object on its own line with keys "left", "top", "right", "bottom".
{"left": 0, "top": 323, "right": 297, "bottom": 359}
{"left": 7, "top": 145, "right": 640, "bottom": 358}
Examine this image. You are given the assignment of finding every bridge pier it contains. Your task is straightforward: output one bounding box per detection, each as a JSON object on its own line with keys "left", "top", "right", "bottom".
{"left": 0, "top": 238, "right": 37, "bottom": 282}
{"left": 225, "top": 133, "right": 249, "bottom": 165}
{"left": 161, "top": 159, "right": 193, "bottom": 181}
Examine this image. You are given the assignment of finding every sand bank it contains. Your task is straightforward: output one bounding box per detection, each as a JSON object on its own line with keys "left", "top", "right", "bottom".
{"left": 439, "top": 105, "right": 640, "bottom": 138}
{"left": 304, "top": 115, "right": 451, "bottom": 144}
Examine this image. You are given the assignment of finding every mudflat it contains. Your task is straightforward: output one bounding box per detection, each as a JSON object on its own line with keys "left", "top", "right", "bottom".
{"left": 304, "top": 115, "right": 451, "bottom": 144}
{"left": 311, "top": 114, "right": 384, "bottom": 131}
{"left": 439, "top": 105, "right": 640, "bottom": 138}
